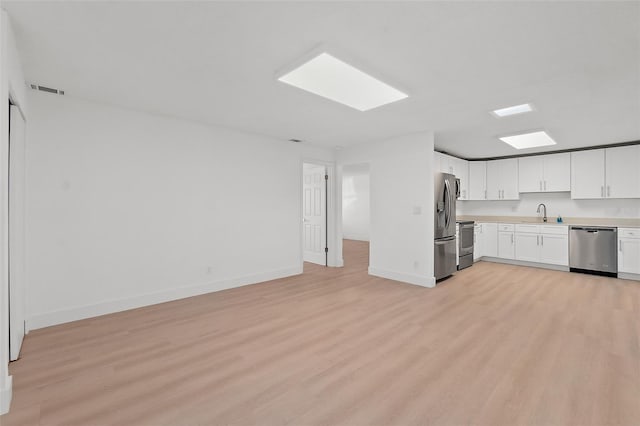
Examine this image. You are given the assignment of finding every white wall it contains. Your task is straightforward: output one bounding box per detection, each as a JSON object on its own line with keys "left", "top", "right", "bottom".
{"left": 337, "top": 132, "right": 435, "bottom": 287}
{"left": 0, "top": 9, "right": 27, "bottom": 415}
{"left": 342, "top": 163, "right": 370, "bottom": 241}
{"left": 25, "top": 91, "right": 334, "bottom": 331}
{"left": 458, "top": 192, "right": 640, "bottom": 220}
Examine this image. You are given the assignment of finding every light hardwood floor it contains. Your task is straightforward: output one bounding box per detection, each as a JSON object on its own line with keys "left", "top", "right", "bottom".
{"left": 2, "top": 239, "right": 640, "bottom": 425}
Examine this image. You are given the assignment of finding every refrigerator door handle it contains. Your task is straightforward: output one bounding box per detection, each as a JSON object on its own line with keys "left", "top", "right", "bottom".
{"left": 435, "top": 236, "right": 456, "bottom": 244}
{"left": 444, "top": 178, "right": 451, "bottom": 229}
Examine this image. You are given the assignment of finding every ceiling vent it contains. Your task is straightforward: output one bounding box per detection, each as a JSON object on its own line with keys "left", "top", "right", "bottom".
{"left": 28, "top": 83, "right": 64, "bottom": 95}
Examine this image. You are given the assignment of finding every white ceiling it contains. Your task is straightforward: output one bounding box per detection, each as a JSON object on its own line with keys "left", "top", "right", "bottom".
{"left": 4, "top": 1, "right": 640, "bottom": 158}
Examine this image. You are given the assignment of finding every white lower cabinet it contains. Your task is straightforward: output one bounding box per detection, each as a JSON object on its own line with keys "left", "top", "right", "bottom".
{"left": 477, "top": 222, "right": 570, "bottom": 267}
{"left": 474, "top": 224, "right": 482, "bottom": 260}
{"left": 484, "top": 224, "right": 498, "bottom": 257}
{"left": 539, "top": 233, "right": 569, "bottom": 266}
{"left": 515, "top": 232, "right": 539, "bottom": 262}
{"left": 515, "top": 224, "right": 568, "bottom": 266}
{"left": 477, "top": 222, "right": 498, "bottom": 258}
{"left": 497, "top": 223, "right": 515, "bottom": 259}
{"left": 618, "top": 228, "right": 640, "bottom": 274}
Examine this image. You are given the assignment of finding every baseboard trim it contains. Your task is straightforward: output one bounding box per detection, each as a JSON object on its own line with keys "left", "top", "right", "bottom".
{"left": 26, "top": 266, "right": 303, "bottom": 331}
{"left": 619, "top": 272, "right": 640, "bottom": 282}
{"left": 479, "top": 257, "right": 569, "bottom": 272}
{"left": 0, "top": 375, "right": 12, "bottom": 415}
{"left": 368, "top": 266, "right": 435, "bottom": 288}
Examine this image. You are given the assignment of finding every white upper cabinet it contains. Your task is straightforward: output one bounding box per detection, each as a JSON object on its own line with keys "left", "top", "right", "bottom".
{"left": 518, "top": 156, "right": 544, "bottom": 193}
{"left": 543, "top": 153, "right": 571, "bottom": 192}
{"left": 434, "top": 152, "right": 446, "bottom": 174}
{"left": 435, "top": 152, "right": 469, "bottom": 200}
{"left": 571, "top": 146, "right": 640, "bottom": 199}
{"left": 468, "top": 161, "right": 487, "bottom": 200}
{"left": 486, "top": 159, "right": 519, "bottom": 200}
{"left": 571, "top": 149, "right": 605, "bottom": 199}
{"left": 452, "top": 157, "right": 469, "bottom": 200}
{"left": 518, "top": 153, "right": 570, "bottom": 193}
{"left": 605, "top": 145, "right": 640, "bottom": 199}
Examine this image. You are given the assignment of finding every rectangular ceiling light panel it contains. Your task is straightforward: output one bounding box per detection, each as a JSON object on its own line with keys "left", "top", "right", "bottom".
{"left": 499, "top": 131, "right": 556, "bottom": 149}
{"left": 492, "top": 103, "right": 533, "bottom": 117}
{"left": 278, "top": 53, "right": 408, "bottom": 111}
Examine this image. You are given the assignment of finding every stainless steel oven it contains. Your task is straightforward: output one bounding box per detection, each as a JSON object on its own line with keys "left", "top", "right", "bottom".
{"left": 458, "top": 221, "right": 474, "bottom": 270}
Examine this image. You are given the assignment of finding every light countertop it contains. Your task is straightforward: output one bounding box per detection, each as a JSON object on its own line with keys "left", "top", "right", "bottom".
{"left": 457, "top": 215, "right": 640, "bottom": 229}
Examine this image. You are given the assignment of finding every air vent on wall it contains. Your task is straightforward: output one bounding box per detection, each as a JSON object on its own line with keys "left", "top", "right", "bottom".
{"left": 28, "top": 83, "right": 64, "bottom": 95}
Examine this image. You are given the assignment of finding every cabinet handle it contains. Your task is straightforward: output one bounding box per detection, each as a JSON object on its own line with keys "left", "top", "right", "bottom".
{"left": 601, "top": 186, "right": 604, "bottom": 197}
{"left": 541, "top": 235, "right": 544, "bottom": 245}
{"left": 537, "top": 235, "right": 539, "bottom": 245}
{"left": 539, "top": 181, "right": 542, "bottom": 191}
{"left": 544, "top": 181, "right": 547, "bottom": 191}
{"left": 484, "top": 190, "right": 487, "bottom": 200}
{"left": 619, "top": 240, "right": 622, "bottom": 252}
{"left": 511, "top": 234, "right": 514, "bottom": 244}
{"left": 607, "top": 186, "right": 610, "bottom": 197}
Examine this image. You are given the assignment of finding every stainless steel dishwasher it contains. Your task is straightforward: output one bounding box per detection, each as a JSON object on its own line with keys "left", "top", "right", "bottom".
{"left": 569, "top": 226, "right": 618, "bottom": 277}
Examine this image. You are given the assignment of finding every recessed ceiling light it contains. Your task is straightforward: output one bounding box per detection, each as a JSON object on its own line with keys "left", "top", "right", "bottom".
{"left": 277, "top": 52, "right": 408, "bottom": 111}
{"left": 499, "top": 130, "right": 556, "bottom": 149}
{"left": 491, "top": 103, "right": 533, "bottom": 117}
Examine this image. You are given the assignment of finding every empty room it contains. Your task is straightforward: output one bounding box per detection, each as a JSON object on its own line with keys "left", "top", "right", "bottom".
{"left": 1, "top": 1, "right": 639, "bottom": 425}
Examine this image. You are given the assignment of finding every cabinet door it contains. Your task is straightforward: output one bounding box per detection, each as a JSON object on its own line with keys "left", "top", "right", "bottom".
{"left": 543, "top": 153, "right": 570, "bottom": 192}
{"left": 474, "top": 226, "right": 483, "bottom": 260}
{"left": 500, "top": 159, "right": 520, "bottom": 200}
{"left": 468, "top": 161, "right": 487, "bottom": 200}
{"left": 498, "top": 232, "right": 515, "bottom": 259}
{"left": 440, "top": 154, "right": 454, "bottom": 174}
{"left": 434, "top": 152, "right": 450, "bottom": 174}
{"left": 434, "top": 152, "right": 442, "bottom": 174}
{"left": 539, "top": 234, "right": 568, "bottom": 266}
{"left": 483, "top": 223, "right": 498, "bottom": 257}
{"left": 518, "top": 156, "right": 544, "bottom": 193}
{"left": 571, "top": 149, "right": 605, "bottom": 199}
{"left": 606, "top": 145, "right": 640, "bottom": 199}
{"left": 453, "top": 158, "right": 469, "bottom": 200}
{"left": 486, "top": 161, "right": 501, "bottom": 200}
{"left": 515, "top": 233, "right": 540, "bottom": 262}
{"left": 619, "top": 238, "right": 640, "bottom": 274}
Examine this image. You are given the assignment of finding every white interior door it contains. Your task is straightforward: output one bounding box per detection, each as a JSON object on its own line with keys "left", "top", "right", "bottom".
{"left": 303, "top": 164, "right": 326, "bottom": 265}
{"left": 9, "top": 104, "right": 26, "bottom": 361}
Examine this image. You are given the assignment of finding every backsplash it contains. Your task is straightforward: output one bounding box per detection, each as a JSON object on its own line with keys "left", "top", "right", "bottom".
{"left": 457, "top": 192, "right": 640, "bottom": 220}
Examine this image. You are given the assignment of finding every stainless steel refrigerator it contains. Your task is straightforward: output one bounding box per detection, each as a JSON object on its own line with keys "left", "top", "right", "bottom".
{"left": 434, "top": 173, "right": 459, "bottom": 281}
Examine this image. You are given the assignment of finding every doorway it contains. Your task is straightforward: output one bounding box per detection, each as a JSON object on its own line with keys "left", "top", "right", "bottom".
{"left": 341, "top": 163, "right": 370, "bottom": 268}
{"left": 302, "top": 162, "right": 328, "bottom": 266}
{"left": 8, "top": 101, "right": 26, "bottom": 361}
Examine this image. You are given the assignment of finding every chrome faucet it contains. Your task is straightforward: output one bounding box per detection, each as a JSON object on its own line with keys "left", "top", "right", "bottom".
{"left": 537, "top": 203, "right": 547, "bottom": 223}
